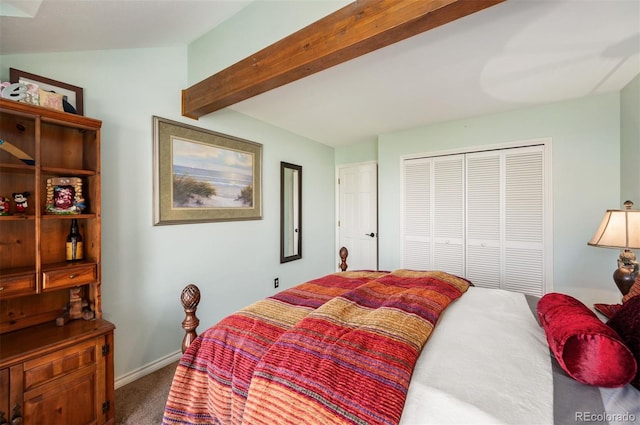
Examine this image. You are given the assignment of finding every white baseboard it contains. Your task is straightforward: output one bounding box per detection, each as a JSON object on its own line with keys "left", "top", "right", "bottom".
{"left": 115, "top": 350, "right": 182, "bottom": 389}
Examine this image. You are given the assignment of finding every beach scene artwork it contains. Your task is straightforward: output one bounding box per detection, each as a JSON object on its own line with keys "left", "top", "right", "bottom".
{"left": 171, "top": 137, "right": 254, "bottom": 208}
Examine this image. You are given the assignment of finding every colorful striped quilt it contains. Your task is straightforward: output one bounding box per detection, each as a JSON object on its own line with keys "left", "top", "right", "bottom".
{"left": 163, "top": 270, "right": 470, "bottom": 425}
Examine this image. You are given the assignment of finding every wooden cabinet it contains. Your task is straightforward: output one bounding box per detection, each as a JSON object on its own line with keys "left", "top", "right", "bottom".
{"left": 0, "top": 99, "right": 114, "bottom": 424}
{"left": 0, "top": 320, "right": 114, "bottom": 425}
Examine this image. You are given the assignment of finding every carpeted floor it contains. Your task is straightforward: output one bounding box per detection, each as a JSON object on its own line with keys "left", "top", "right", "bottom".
{"left": 115, "top": 361, "right": 178, "bottom": 425}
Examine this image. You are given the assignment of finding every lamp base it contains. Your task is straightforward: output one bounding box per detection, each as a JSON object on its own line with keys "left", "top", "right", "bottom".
{"left": 613, "top": 263, "right": 638, "bottom": 296}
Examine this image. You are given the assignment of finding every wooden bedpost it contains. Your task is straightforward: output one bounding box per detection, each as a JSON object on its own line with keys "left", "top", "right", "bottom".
{"left": 339, "top": 246, "right": 348, "bottom": 271}
{"left": 180, "top": 283, "right": 201, "bottom": 353}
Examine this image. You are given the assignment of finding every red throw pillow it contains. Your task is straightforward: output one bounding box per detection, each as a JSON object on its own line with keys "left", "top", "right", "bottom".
{"left": 622, "top": 275, "right": 640, "bottom": 303}
{"left": 593, "top": 303, "right": 621, "bottom": 319}
{"left": 537, "top": 293, "right": 637, "bottom": 387}
{"left": 607, "top": 296, "right": 640, "bottom": 389}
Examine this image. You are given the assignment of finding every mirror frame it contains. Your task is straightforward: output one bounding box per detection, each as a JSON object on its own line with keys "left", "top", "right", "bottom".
{"left": 280, "top": 162, "right": 302, "bottom": 263}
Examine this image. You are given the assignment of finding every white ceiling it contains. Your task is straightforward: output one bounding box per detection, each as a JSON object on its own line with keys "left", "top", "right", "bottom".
{"left": 0, "top": 0, "right": 251, "bottom": 53}
{"left": 1, "top": 0, "right": 639, "bottom": 147}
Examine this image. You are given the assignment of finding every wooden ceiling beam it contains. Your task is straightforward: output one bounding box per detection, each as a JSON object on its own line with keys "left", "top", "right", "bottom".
{"left": 182, "top": 0, "right": 506, "bottom": 119}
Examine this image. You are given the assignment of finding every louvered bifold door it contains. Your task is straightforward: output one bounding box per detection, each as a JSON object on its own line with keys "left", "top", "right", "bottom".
{"left": 402, "top": 158, "right": 431, "bottom": 269}
{"left": 402, "top": 155, "right": 465, "bottom": 274}
{"left": 503, "top": 146, "right": 545, "bottom": 296}
{"left": 402, "top": 144, "right": 547, "bottom": 295}
{"left": 433, "top": 155, "right": 465, "bottom": 276}
{"left": 465, "top": 152, "right": 502, "bottom": 289}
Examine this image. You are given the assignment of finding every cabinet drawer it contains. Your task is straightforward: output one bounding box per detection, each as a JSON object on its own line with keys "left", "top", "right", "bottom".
{"left": 0, "top": 273, "right": 37, "bottom": 298}
{"left": 23, "top": 338, "right": 97, "bottom": 391}
{"left": 42, "top": 264, "right": 97, "bottom": 291}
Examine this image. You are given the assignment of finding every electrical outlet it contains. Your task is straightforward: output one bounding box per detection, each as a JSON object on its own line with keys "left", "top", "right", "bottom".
{"left": 274, "top": 277, "right": 279, "bottom": 288}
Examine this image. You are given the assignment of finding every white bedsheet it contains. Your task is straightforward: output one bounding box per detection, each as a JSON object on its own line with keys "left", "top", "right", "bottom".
{"left": 400, "top": 287, "right": 553, "bottom": 425}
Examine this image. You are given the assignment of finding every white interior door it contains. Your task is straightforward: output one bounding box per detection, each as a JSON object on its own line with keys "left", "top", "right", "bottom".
{"left": 337, "top": 163, "right": 378, "bottom": 271}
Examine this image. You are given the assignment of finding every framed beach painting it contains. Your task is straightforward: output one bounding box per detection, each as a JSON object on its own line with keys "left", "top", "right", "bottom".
{"left": 153, "top": 116, "right": 262, "bottom": 225}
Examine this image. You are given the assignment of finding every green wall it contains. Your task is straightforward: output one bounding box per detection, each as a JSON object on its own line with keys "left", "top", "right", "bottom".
{"left": 621, "top": 73, "right": 640, "bottom": 203}
{"left": 373, "top": 93, "right": 622, "bottom": 305}
{"left": 335, "top": 140, "right": 378, "bottom": 165}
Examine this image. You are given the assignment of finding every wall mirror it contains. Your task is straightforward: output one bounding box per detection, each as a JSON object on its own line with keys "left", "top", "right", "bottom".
{"left": 281, "top": 162, "right": 302, "bottom": 263}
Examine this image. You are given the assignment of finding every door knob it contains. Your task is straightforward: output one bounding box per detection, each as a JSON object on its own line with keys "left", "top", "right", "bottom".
{"left": 365, "top": 232, "right": 375, "bottom": 237}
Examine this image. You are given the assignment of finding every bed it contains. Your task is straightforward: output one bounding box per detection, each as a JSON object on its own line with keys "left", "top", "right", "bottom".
{"left": 162, "top": 269, "right": 640, "bottom": 425}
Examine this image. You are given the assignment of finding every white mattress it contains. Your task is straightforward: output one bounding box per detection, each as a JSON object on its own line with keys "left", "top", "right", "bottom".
{"left": 400, "top": 286, "right": 553, "bottom": 425}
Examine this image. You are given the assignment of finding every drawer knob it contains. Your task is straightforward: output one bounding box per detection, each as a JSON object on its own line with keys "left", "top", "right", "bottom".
{"left": 69, "top": 274, "right": 77, "bottom": 279}
{"left": 0, "top": 287, "right": 4, "bottom": 291}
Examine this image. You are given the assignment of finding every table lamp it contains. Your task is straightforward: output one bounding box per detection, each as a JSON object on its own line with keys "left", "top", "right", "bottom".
{"left": 588, "top": 200, "right": 640, "bottom": 295}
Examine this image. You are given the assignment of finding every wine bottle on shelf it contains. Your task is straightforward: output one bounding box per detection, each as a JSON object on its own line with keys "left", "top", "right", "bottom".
{"left": 66, "top": 218, "right": 84, "bottom": 261}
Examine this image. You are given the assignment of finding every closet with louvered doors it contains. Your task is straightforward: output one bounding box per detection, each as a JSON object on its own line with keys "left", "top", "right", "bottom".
{"left": 401, "top": 143, "right": 551, "bottom": 296}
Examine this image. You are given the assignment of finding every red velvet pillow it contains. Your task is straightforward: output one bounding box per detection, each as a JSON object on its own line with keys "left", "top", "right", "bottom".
{"left": 607, "top": 296, "right": 640, "bottom": 389}
{"left": 537, "top": 293, "right": 637, "bottom": 387}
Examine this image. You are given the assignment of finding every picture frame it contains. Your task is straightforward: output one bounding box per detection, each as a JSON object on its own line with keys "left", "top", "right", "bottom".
{"left": 45, "top": 177, "right": 86, "bottom": 215}
{"left": 153, "top": 116, "right": 262, "bottom": 225}
{"left": 10, "top": 68, "right": 84, "bottom": 115}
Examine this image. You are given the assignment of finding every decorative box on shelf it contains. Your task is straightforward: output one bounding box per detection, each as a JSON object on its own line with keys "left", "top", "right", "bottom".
{"left": 45, "top": 176, "right": 85, "bottom": 214}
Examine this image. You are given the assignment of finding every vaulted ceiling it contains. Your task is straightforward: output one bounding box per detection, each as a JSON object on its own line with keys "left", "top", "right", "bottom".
{"left": 1, "top": 0, "right": 638, "bottom": 147}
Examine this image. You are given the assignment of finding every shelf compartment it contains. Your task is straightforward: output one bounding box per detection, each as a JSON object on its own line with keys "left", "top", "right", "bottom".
{"left": 0, "top": 111, "right": 36, "bottom": 167}
{"left": 0, "top": 220, "right": 36, "bottom": 271}
{"left": 40, "top": 218, "right": 98, "bottom": 265}
{"left": 0, "top": 290, "right": 69, "bottom": 334}
{"left": 0, "top": 165, "right": 35, "bottom": 216}
{"left": 40, "top": 122, "right": 98, "bottom": 171}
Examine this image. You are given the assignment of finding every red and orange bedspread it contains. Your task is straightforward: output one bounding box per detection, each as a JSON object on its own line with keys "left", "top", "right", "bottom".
{"left": 163, "top": 269, "right": 471, "bottom": 425}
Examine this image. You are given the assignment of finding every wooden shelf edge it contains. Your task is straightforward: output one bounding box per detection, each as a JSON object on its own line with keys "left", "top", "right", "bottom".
{"left": 0, "top": 98, "right": 102, "bottom": 129}
{"left": 0, "top": 266, "right": 36, "bottom": 278}
{"left": 41, "top": 166, "right": 97, "bottom": 176}
{"left": 42, "top": 260, "right": 98, "bottom": 271}
{"left": 0, "top": 214, "right": 35, "bottom": 221}
{"left": 42, "top": 213, "right": 97, "bottom": 220}
{"left": 0, "top": 162, "right": 35, "bottom": 172}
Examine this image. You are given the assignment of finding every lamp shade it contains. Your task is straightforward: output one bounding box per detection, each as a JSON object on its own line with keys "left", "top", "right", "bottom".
{"left": 588, "top": 209, "right": 640, "bottom": 249}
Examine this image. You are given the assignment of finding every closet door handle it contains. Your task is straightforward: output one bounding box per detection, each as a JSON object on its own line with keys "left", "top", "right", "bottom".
{"left": 365, "top": 233, "right": 375, "bottom": 238}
